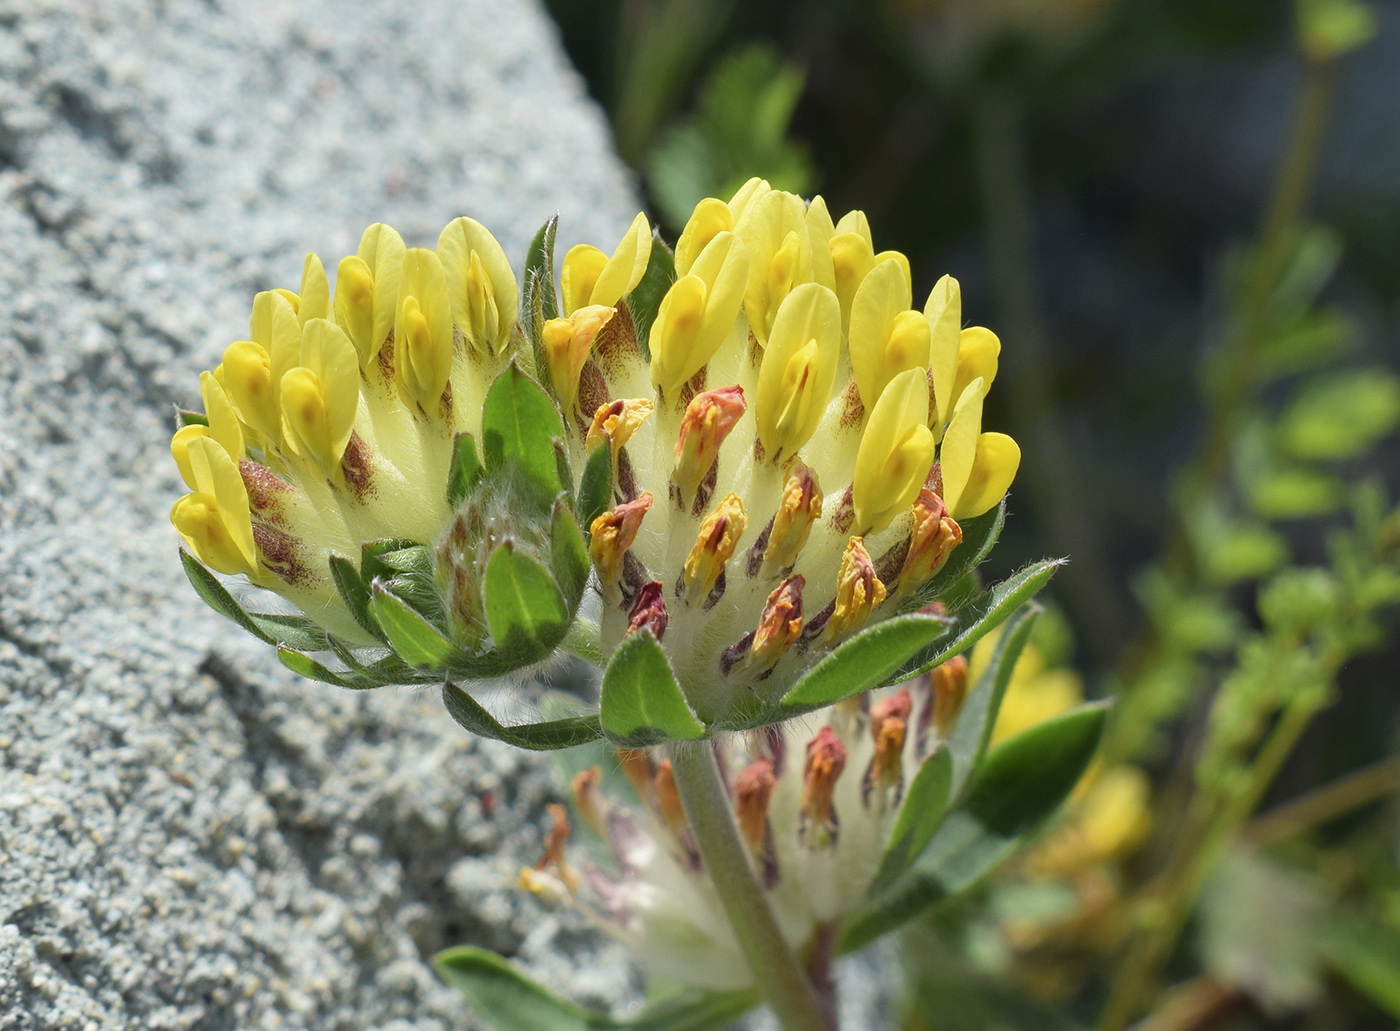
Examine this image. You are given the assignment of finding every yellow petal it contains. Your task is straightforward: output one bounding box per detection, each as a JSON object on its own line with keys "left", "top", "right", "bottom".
{"left": 940, "top": 375, "right": 987, "bottom": 518}
{"left": 675, "top": 197, "right": 733, "bottom": 276}
{"left": 300, "top": 318, "right": 360, "bottom": 464}
{"left": 925, "top": 275, "right": 962, "bottom": 428}
{"left": 176, "top": 436, "right": 256, "bottom": 573}
{"left": 222, "top": 340, "right": 279, "bottom": 443}
{"left": 874, "top": 250, "right": 911, "bottom": 293}
{"left": 852, "top": 367, "right": 934, "bottom": 534}
{"left": 437, "top": 216, "right": 519, "bottom": 355}
{"left": 199, "top": 370, "right": 244, "bottom": 461}
{"left": 849, "top": 260, "right": 929, "bottom": 410}
{"left": 588, "top": 211, "right": 652, "bottom": 310}
{"left": 683, "top": 492, "right": 747, "bottom": 603}
{"left": 727, "top": 176, "right": 771, "bottom": 222}
{"left": 952, "top": 327, "right": 1000, "bottom": 410}
{"left": 333, "top": 255, "right": 378, "bottom": 369}
{"left": 560, "top": 244, "right": 608, "bottom": 317}
{"left": 648, "top": 231, "right": 749, "bottom": 396}
{"left": 297, "top": 252, "right": 330, "bottom": 325}
{"left": 357, "top": 223, "right": 407, "bottom": 364}
{"left": 395, "top": 248, "right": 454, "bottom": 409}
{"left": 543, "top": 305, "right": 614, "bottom": 413}
{"left": 171, "top": 424, "right": 210, "bottom": 489}
{"left": 952, "top": 431, "right": 1020, "bottom": 520}
{"left": 755, "top": 283, "right": 840, "bottom": 461}
{"left": 249, "top": 291, "right": 302, "bottom": 419}
{"left": 835, "top": 208, "right": 873, "bottom": 248}
{"left": 735, "top": 189, "right": 813, "bottom": 347}
{"left": 805, "top": 195, "right": 837, "bottom": 291}
{"left": 830, "top": 231, "right": 875, "bottom": 336}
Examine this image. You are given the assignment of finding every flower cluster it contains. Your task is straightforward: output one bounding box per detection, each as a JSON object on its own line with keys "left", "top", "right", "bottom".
{"left": 523, "top": 666, "right": 971, "bottom": 988}
{"left": 171, "top": 178, "right": 1021, "bottom": 736}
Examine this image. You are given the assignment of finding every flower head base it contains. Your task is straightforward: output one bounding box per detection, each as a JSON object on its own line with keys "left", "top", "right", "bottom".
{"left": 171, "top": 180, "right": 1026, "bottom": 747}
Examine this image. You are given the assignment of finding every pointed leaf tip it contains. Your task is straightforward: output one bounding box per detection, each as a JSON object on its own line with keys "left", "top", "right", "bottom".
{"left": 600, "top": 631, "right": 708, "bottom": 747}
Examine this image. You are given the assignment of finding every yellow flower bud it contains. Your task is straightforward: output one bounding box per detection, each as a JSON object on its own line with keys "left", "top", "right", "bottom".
{"left": 951, "top": 326, "right": 1000, "bottom": 410}
{"left": 683, "top": 492, "right": 747, "bottom": 604}
{"left": 170, "top": 436, "right": 257, "bottom": 575}
{"left": 835, "top": 208, "right": 873, "bottom": 246}
{"left": 333, "top": 255, "right": 378, "bottom": 369}
{"left": 849, "top": 260, "right": 931, "bottom": 411}
{"left": 804, "top": 195, "right": 837, "bottom": 292}
{"left": 743, "top": 575, "right": 804, "bottom": 673}
{"left": 561, "top": 212, "right": 652, "bottom": 315}
{"left": 826, "top": 536, "right": 886, "bottom": 641}
{"left": 925, "top": 275, "right": 962, "bottom": 430}
{"left": 543, "top": 304, "right": 615, "bottom": 414}
{"left": 734, "top": 189, "right": 814, "bottom": 347}
{"left": 648, "top": 231, "right": 749, "bottom": 397}
{"left": 394, "top": 248, "right": 454, "bottom": 410}
{"left": 200, "top": 369, "right": 245, "bottom": 462}
{"left": 589, "top": 493, "right": 653, "bottom": 586}
{"left": 852, "top": 367, "right": 935, "bottom": 534}
{"left": 247, "top": 290, "right": 302, "bottom": 433}
{"left": 280, "top": 318, "right": 360, "bottom": 475}
{"left": 355, "top": 222, "right": 407, "bottom": 364}
{"left": 672, "top": 386, "right": 747, "bottom": 507}
{"left": 874, "top": 250, "right": 911, "bottom": 292}
{"left": 586, "top": 397, "right": 653, "bottom": 453}
{"left": 674, "top": 197, "right": 733, "bottom": 276}
{"left": 755, "top": 283, "right": 840, "bottom": 462}
{"left": 171, "top": 424, "right": 210, "bottom": 489}
{"left": 296, "top": 252, "right": 330, "bottom": 325}
{"left": 727, "top": 176, "right": 771, "bottom": 222}
{"left": 763, "top": 457, "right": 822, "bottom": 571}
{"left": 436, "top": 216, "right": 518, "bottom": 356}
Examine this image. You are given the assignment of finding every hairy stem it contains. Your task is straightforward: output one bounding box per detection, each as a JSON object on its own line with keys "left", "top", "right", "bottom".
{"left": 668, "top": 741, "right": 834, "bottom": 1031}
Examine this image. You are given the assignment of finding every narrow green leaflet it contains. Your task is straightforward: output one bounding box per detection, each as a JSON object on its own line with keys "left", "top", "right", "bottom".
{"left": 600, "top": 631, "right": 708, "bottom": 746}
{"left": 180, "top": 549, "right": 325, "bottom": 651}
{"left": 894, "top": 558, "right": 1062, "bottom": 683}
{"left": 434, "top": 946, "right": 756, "bottom": 1030}
{"left": 447, "top": 432, "right": 485, "bottom": 507}
{"left": 624, "top": 231, "right": 676, "bottom": 360}
{"left": 550, "top": 499, "right": 590, "bottom": 607}
{"left": 869, "top": 745, "right": 953, "bottom": 894}
{"left": 943, "top": 605, "right": 1038, "bottom": 801}
{"left": 840, "top": 701, "right": 1108, "bottom": 953}
{"left": 441, "top": 682, "right": 604, "bottom": 751}
{"left": 484, "top": 541, "right": 569, "bottom": 660}
{"left": 277, "top": 646, "right": 383, "bottom": 690}
{"left": 775, "top": 613, "right": 951, "bottom": 714}
{"left": 328, "top": 554, "right": 384, "bottom": 642}
{"left": 525, "top": 215, "right": 560, "bottom": 324}
{"left": 482, "top": 364, "right": 567, "bottom": 508}
{"left": 370, "top": 585, "right": 458, "bottom": 669}
{"left": 1322, "top": 912, "right": 1400, "bottom": 1018}
{"left": 577, "top": 442, "right": 613, "bottom": 533}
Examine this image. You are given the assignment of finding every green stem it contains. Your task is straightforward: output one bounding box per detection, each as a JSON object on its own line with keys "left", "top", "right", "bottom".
{"left": 668, "top": 741, "right": 834, "bottom": 1031}
{"left": 1246, "top": 753, "right": 1400, "bottom": 847}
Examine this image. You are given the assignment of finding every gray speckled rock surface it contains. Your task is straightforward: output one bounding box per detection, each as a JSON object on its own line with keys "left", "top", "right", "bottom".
{"left": 0, "top": 0, "right": 643, "bottom": 1026}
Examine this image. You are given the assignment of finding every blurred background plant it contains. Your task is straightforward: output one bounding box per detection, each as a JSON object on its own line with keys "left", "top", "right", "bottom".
{"left": 541, "top": 0, "right": 1400, "bottom": 1025}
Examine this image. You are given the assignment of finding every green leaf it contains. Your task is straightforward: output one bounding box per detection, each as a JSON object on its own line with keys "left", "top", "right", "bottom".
{"left": 1279, "top": 369, "right": 1400, "bottom": 461}
{"left": 434, "top": 946, "right": 758, "bottom": 1031}
{"left": 944, "top": 605, "right": 1038, "bottom": 801}
{"left": 841, "top": 701, "right": 1107, "bottom": 953}
{"left": 1322, "top": 913, "right": 1400, "bottom": 1018}
{"left": 914, "top": 500, "right": 1005, "bottom": 605}
{"left": 482, "top": 364, "right": 567, "bottom": 508}
{"left": 624, "top": 232, "right": 675, "bottom": 360}
{"left": 550, "top": 499, "right": 590, "bottom": 609}
{"left": 524, "top": 215, "right": 560, "bottom": 325}
{"left": 577, "top": 443, "right": 613, "bottom": 533}
{"left": 441, "top": 682, "right": 604, "bottom": 750}
{"left": 370, "top": 586, "right": 458, "bottom": 670}
{"left": 895, "top": 559, "right": 1062, "bottom": 683}
{"left": 484, "top": 541, "right": 569, "bottom": 660}
{"left": 1247, "top": 466, "right": 1344, "bottom": 519}
{"left": 447, "top": 432, "right": 485, "bottom": 508}
{"left": 869, "top": 745, "right": 952, "bottom": 895}
{"left": 277, "top": 646, "right": 379, "bottom": 690}
{"left": 328, "top": 554, "right": 384, "bottom": 642}
{"left": 776, "top": 613, "right": 951, "bottom": 715}
{"left": 180, "top": 549, "right": 326, "bottom": 650}
{"left": 599, "top": 631, "right": 708, "bottom": 746}
{"left": 360, "top": 540, "right": 445, "bottom": 627}
{"left": 435, "top": 945, "right": 615, "bottom": 1030}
